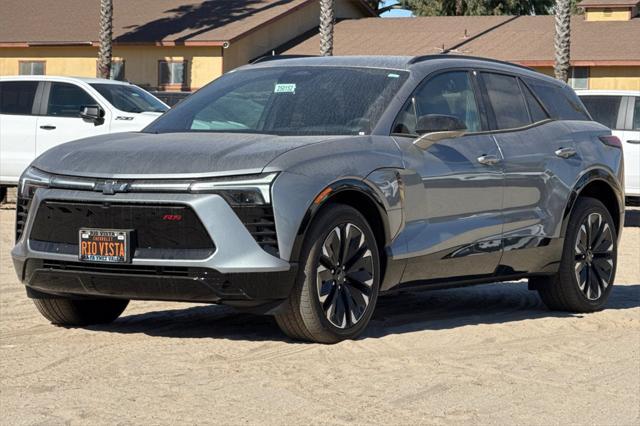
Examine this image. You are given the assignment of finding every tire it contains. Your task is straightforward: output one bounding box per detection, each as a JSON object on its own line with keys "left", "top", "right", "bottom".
{"left": 32, "top": 297, "right": 129, "bottom": 326}
{"left": 275, "top": 204, "right": 381, "bottom": 343}
{"left": 533, "top": 197, "right": 617, "bottom": 313}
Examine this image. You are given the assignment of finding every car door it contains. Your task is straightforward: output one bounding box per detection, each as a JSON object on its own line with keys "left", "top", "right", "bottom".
{"left": 0, "top": 81, "right": 42, "bottom": 184}
{"left": 35, "top": 82, "right": 110, "bottom": 156}
{"left": 392, "top": 70, "right": 504, "bottom": 283}
{"left": 483, "top": 73, "right": 585, "bottom": 273}
{"left": 621, "top": 96, "right": 640, "bottom": 196}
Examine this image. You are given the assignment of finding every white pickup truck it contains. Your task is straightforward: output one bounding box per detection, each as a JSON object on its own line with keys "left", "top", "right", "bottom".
{"left": 0, "top": 76, "right": 169, "bottom": 193}
{"left": 578, "top": 90, "right": 640, "bottom": 201}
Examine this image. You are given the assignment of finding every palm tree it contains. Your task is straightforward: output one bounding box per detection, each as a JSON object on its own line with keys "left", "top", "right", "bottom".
{"left": 97, "top": 0, "right": 113, "bottom": 79}
{"left": 319, "top": 0, "right": 335, "bottom": 56}
{"left": 554, "top": 0, "right": 571, "bottom": 82}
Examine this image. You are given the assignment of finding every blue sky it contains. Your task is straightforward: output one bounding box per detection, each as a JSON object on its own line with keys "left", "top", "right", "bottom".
{"left": 380, "top": 0, "right": 413, "bottom": 17}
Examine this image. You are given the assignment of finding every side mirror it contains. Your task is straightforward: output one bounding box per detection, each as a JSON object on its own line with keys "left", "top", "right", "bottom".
{"left": 80, "top": 105, "right": 105, "bottom": 125}
{"left": 413, "top": 114, "right": 467, "bottom": 149}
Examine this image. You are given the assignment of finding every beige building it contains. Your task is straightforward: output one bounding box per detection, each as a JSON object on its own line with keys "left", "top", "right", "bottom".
{"left": 0, "top": 0, "right": 374, "bottom": 91}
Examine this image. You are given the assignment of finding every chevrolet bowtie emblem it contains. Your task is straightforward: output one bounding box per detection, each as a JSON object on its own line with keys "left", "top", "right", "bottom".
{"left": 95, "top": 181, "right": 130, "bottom": 195}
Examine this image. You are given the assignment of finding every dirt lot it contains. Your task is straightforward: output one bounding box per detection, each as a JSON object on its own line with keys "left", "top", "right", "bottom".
{"left": 1, "top": 207, "right": 638, "bottom": 425}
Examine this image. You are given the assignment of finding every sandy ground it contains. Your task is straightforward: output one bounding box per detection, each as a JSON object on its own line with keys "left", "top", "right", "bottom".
{"left": 1, "top": 207, "right": 638, "bottom": 425}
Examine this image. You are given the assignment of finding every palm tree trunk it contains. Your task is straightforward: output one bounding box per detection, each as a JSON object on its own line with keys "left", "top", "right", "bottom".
{"left": 319, "top": 0, "right": 335, "bottom": 56}
{"left": 554, "top": 0, "right": 571, "bottom": 82}
{"left": 97, "top": 0, "right": 113, "bottom": 79}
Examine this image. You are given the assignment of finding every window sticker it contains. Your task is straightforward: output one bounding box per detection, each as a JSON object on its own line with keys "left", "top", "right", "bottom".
{"left": 274, "top": 83, "right": 296, "bottom": 94}
{"left": 387, "top": 73, "right": 400, "bottom": 78}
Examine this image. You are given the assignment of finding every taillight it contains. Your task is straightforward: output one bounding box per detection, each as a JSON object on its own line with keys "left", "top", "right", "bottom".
{"left": 599, "top": 135, "right": 622, "bottom": 148}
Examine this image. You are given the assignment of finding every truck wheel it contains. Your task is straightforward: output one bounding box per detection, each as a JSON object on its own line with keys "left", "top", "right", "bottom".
{"left": 33, "top": 297, "right": 129, "bottom": 326}
{"left": 533, "top": 197, "right": 617, "bottom": 313}
{"left": 275, "top": 204, "right": 380, "bottom": 343}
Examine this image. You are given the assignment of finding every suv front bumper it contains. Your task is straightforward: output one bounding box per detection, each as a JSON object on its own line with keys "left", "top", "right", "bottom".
{"left": 12, "top": 189, "right": 296, "bottom": 305}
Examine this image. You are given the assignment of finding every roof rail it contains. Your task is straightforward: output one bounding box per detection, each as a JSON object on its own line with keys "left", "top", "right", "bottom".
{"left": 408, "top": 54, "right": 534, "bottom": 72}
{"left": 251, "top": 55, "right": 318, "bottom": 64}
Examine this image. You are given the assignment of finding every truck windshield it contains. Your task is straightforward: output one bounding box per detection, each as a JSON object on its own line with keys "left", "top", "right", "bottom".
{"left": 144, "top": 66, "right": 409, "bottom": 136}
{"left": 90, "top": 84, "right": 168, "bottom": 113}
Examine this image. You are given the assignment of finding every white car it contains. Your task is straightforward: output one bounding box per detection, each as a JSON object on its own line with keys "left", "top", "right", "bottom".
{"left": 0, "top": 76, "right": 169, "bottom": 187}
{"left": 578, "top": 90, "right": 640, "bottom": 200}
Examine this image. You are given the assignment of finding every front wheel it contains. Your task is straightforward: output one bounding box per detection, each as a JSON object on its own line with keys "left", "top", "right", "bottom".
{"left": 33, "top": 297, "right": 129, "bottom": 326}
{"left": 533, "top": 197, "right": 617, "bottom": 312}
{"left": 275, "top": 204, "right": 380, "bottom": 343}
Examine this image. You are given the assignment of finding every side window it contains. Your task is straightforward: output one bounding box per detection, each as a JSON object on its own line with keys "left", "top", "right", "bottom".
{"left": 0, "top": 81, "right": 39, "bottom": 115}
{"left": 481, "top": 73, "right": 530, "bottom": 129}
{"left": 520, "top": 81, "right": 549, "bottom": 123}
{"left": 579, "top": 96, "right": 622, "bottom": 129}
{"left": 526, "top": 78, "right": 590, "bottom": 121}
{"left": 393, "top": 71, "right": 481, "bottom": 134}
{"left": 633, "top": 98, "right": 640, "bottom": 130}
{"left": 46, "top": 83, "right": 97, "bottom": 117}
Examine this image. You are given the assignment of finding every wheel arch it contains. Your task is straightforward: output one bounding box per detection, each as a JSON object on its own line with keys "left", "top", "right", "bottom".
{"left": 561, "top": 168, "right": 624, "bottom": 239}
{"left": 289, "top": 179, "right": 391, "bottom": 276}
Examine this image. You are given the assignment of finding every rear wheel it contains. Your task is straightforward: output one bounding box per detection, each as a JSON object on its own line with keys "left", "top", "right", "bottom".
{"left": 533, "top": 197, "right": 617, "bottom": 312}
{"left": 33, "top": 297, "right": 129, "bottom": 326}
{"left": 275, "top": 204, "right": 380, "bottom": 343}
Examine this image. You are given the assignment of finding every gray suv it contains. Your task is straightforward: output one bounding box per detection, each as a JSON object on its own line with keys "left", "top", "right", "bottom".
{"left": 12, "top": 56, "right": 624, "bottom": 343}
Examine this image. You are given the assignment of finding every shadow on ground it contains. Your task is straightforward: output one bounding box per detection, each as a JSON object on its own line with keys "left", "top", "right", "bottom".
{"left": 89, "top": 282, "right": 640, "bottom": 342}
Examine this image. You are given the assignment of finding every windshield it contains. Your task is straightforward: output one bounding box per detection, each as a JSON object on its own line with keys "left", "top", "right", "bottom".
{"left": 90, "top": 83, "right": 168, "bottom": 113}
{"left": 144, "top": 66, "right": 409, "bottom": 136}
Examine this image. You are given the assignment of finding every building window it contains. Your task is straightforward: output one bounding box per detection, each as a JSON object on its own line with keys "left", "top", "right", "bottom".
{"left": 96, "top": 60, "right": 125, "bottom": 81}
{"left": 18, "top": 61, "right": 45, "bottom": 75}
{"left": 569, "top": 67, "right": 589, "bottom": 90}
{"left": 158, "top": 60, "right": 187, "bottom": 90}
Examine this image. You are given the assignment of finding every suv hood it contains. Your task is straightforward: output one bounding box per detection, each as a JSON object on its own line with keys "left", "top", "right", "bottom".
{"left": 32, "top": 132, "right": 339, "bottom": 179}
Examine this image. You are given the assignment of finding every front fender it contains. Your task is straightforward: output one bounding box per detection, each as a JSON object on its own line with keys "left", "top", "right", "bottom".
{"left": 274, "top": 173, "right": 397, "bottom": 264}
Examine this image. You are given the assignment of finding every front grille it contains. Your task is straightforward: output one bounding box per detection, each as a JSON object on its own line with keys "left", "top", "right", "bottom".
{"left": 233, "top": 205, "right": 279, "bottom": 256}
{"left": 30, "top": 201, "right": 215, "bottom": 259}
{"left": 15, "top": 198, "right": 30, "bottom": 242}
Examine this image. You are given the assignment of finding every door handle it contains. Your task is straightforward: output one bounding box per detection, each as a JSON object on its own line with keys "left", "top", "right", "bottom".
{"left": 39, "top": 125, "right": 56, "bottom": 130}
{"left": 627, "top": 140, "right": 640, "bottom": 144}
{"left": 555, "top": 147, "right": 576, "bottom": 159}
{"left": 477, "top": 154, "right": 500, "bottom": 166}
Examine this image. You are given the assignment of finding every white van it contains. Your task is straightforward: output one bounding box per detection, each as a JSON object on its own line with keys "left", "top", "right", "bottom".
{"left": 0, "top": 76, "right": 169, "bottom": 187}
{"left": 578, "top": 90, "right": 640, "bottom": 201}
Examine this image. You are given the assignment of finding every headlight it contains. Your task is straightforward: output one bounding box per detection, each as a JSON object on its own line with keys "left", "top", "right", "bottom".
{"left": 188, "top": 172, "right": 277, "bottom": 205}
{"left": 18, "top": 167, "right": 51, "bottom": 199}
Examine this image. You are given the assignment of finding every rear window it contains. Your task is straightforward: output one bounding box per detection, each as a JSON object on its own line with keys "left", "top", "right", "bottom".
{"left": 579, "top": 96, "right": 622, "bottom": 129}
{"left": 0, "top": 81, "right": 38, "bottom": 115}
{"left": 481, "top": 73, "right": 530, "bottom": 129}
{"left": 525, "top": 78, "right": 590, "bottom": 121}
{"left": 521, "top": 82, "right": 549, "bottom": 123}
{"left": 633, "top": 97, "right": 639, "bottom": 130}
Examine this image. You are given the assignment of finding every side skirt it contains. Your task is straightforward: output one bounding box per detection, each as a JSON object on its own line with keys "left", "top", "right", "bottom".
{"left": 382, "top": 272, "right": 554, "bottom": 295}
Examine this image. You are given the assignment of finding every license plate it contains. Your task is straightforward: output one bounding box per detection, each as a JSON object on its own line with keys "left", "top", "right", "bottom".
{"left": 79, "top": 229, "right": 130, "bottom": 263}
